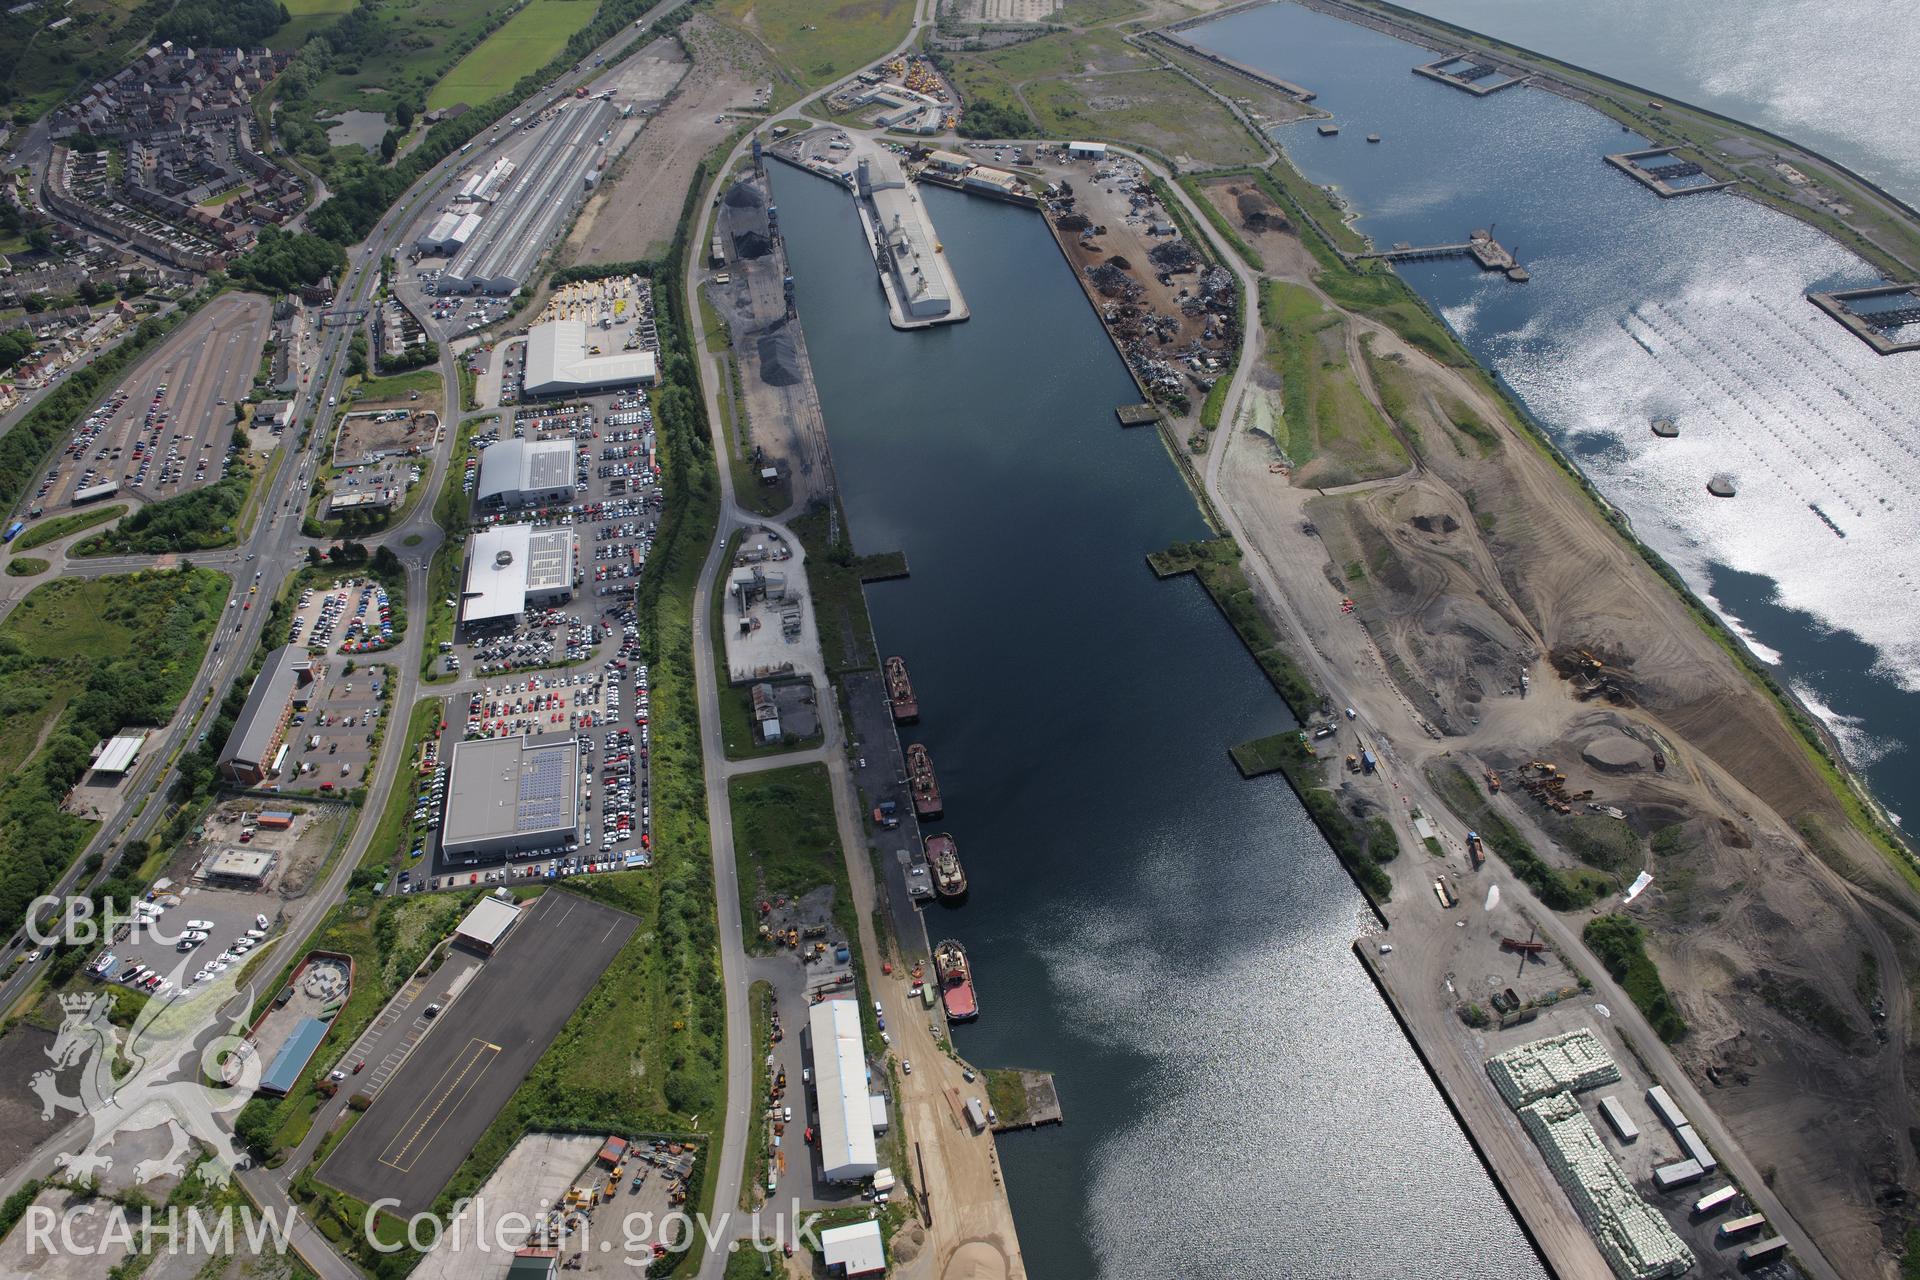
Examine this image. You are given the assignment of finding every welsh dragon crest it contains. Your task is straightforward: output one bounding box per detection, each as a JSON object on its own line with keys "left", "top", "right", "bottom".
{"left": 32, "top": 950, "right": 265, "bottom": 1188}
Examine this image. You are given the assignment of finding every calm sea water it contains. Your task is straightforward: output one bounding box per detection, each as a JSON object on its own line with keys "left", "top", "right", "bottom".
{"left": 1395, "top": 0, "right": 1920, "bottom": 208}
{"left": 767, "top": 166, "right": 1545, "bottom": 1278}
{"left": 1189, "top": 2, "right": 1920, "bottom": 824}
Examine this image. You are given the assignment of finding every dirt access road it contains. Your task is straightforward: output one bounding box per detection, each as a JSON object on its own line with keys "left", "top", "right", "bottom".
{"left": 566, "top": 28, "right": 765, "bottom": 266}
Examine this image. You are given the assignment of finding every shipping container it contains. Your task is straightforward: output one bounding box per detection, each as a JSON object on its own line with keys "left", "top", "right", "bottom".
{"left": 1675, "top": 1123, "right": 1716, "bottom": 1171}
{"left": 1645, "top": 1084, "right": 1688, "bottom": 1132}
{"left": 965, "top": 1098, "right": 988, "bottom": 1133}
{"left": 1738, "top": 1237, "right": 1788, "bottom": 1268}
{"left": 1718, "top": 1214, "right": 1766, "bottom": 1242}
{"left": 1692, "top": 1185, "right": 1738, "bottom": 1216}
{"left": 1652, "top": 1159, "right": 1704, "bottom": 1191}
{"left": 1598, "top": 1095, "right": 1638, "bottom": 1143}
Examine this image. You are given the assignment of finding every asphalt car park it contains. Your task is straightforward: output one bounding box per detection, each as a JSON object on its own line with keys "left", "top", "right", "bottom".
{"left": 83, "top": 887, "right": 276, "bottom": 1002}
{"left": 288, "top": 576, "right": 398, "bottom": 657}
{"left": 316, "top": 891, "right": 638, "bottom": 1213}
{"left": 278, "top": 653, "right": 391, "bottom": 796}
{"left": 33, "top": 292, "right": 269, "bottom": 514}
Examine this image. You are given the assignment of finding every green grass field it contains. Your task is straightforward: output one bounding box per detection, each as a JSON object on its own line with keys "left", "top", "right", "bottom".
{"left": 287, "top": 0, "right": 518, "bottom": 119}
{"left": 0, "top": 0, "right": 155, "bottom": 121}
{"left": 275, "top": 0, "right": 356, "bottom": 50}
{"left": 729, "top": 763, "right": 840, "bottom": 943}
{"left": 427, "top": 0, "right": 600, "bottom": 111}
{"left": 937, "top": 27, "right": 1264, "bottom": 167}
{"left": 1260, "top": 281, "right": 1406, "bottom": 486}
{"left": 4, "top": 557, "right": 47, "bottom": 577}
{"left": 714, "top": 0, "right": 914, "bottom": 91}
{"left": 351, "top": 366, "right": 444, "bottom": 409}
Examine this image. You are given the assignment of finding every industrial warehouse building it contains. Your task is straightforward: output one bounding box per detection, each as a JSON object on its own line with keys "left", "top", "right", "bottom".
{"left": 440, "top": 736, "right": 579, "bottom": 863}
{"left": 453, "top": 893, "right": 522, "bottom": 955}
{"left": 475, "top": 437, "right": 577, "bottom": 508}
{"left": 460, "top": 523, "right": 576, "bottom": 626}
{"left": 218, "top": 647, "right": 319, "bottom": 785}
{"left": 441, "top": 99, "right": 613, "bottom": 294}
{"left": 522, "top": 319, "right": 657, "bottom": 397}
{"left": 857, "top": 152, "right": 951, "bottom": 321}
{"left": 203, "top": 848, "right": 276, "bottom": 890}
{"left": 808, "top": 998, "right": 880, "bottom": 1182}
{"left": 415, "top": 208, "right": 484, "bottom": 255}
{"left": 819, "top": 1221, "right": 886, "bottom": 1276}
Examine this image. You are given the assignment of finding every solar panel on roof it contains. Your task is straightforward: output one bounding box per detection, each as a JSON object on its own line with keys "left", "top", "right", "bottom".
{"left": 515, "top": 748, "right": 567, "bottom": 830}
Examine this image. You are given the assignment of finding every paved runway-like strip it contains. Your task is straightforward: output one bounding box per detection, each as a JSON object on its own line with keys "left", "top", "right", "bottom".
{"left": 317, "top": 890, "right": 637, "bottom": 1211}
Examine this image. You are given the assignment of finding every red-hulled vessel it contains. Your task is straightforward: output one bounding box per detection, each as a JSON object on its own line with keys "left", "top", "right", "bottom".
{"left": 935, "top": 938, "right": 977, "bottom": 1022}
{"left": 906, "top": 743, "right": 942, "bottom": 819}
{"left": 926, "top": 832, "right": 967, "bottom": 901}
{"left": 885, "top": 655, "right": 919, "bottom": 724}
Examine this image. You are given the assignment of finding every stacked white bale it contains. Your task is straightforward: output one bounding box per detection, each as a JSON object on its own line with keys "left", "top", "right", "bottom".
{"left": 1486, "top": 1028, "right": 1622, "bottom": 1108}
{"left": 1520, "top": 1092, "right": 1694, "bottom": 1280}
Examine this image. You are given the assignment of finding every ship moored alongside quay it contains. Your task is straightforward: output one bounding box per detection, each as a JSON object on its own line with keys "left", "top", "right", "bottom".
{"left": 885, "top": 654, "right": 919, "bottom": 723}
{"left": 926, "top": 832, "right": 968, "bottom": 901}
{"left": 906, "top": 742, "right": 943, "bottom": 819}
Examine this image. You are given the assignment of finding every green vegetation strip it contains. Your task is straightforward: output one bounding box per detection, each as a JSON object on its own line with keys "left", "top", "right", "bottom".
{"left": 429, "top": 0, "right": 602, "bottom": 111}
{"left": 13, "top": 504, "right": 127, "bottom": 550}
{"left": 1583, "top": 914, "right": 1686, "bottom": 1043}
{"left": 75, "top": 469, "right": 252, "bottom": 556}
{"left": 421, "top": 415, "right": 487, "bottom": 681}
{"left": 4, "top": 557, "right": 48, "bottom": 577}
{"left": 0, "top": 569, "right": 227, "bottom": 942}
{"left": 741, "top": 980, "right": 773, "bottom": 1211}
{"left": 984, "top": 1069, "right": 1030, "bottom": 1128}
{"left": 1426, "top": 762, "right": 1610, "bottom": 910}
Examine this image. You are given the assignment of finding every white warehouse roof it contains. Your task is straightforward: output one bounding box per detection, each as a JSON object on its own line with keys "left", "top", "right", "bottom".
{"left": 819, "top": 1221, "right": 885, "bottom": 1276}
{"left": 476, "top": 437, "right": 575, "bottom": 505}
{"left": 462, "top": 523, "right": 575, "bottom": 623}
{"left": 808, "top": 998, "right": 877, "bottom": 1181}
{"left": 524, "top": 320, "right": 657, "bottom": 396}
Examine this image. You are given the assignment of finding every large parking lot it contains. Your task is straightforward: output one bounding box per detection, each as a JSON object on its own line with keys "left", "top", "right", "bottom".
{"left": 289, "top": 576, "right": 399, "bottom": 656}
{"left": 278, "top": 670, "right": 386, "bottom": 796}
{"left": 414, "top": 269, "right": 516, "bottom": 335}
{"left": 80, "top": 879, "right": 279, "bottom": 1003}
{"left": 33, "top": 292, "right": 269, "bottom": 515}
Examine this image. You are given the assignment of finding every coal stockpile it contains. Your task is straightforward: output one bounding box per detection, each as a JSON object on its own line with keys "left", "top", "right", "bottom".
{"left": 756, "top": 319, "right": 802, "bottom": 387}
{"left": 727, "top": 178, "right": 772, "bottom": 258}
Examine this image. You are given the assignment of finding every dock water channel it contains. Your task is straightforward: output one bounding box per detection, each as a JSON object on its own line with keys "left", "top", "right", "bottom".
{"left": 766, "top": 167, "right": 1544, "bottom": 1275}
